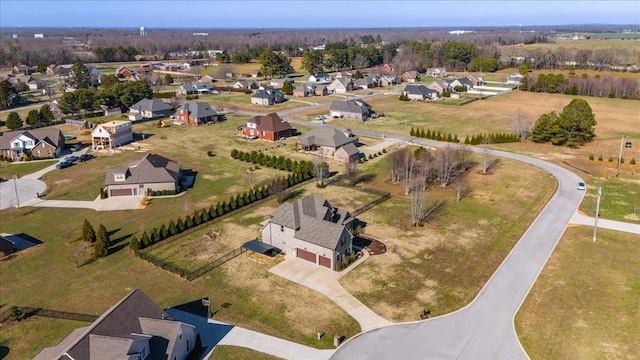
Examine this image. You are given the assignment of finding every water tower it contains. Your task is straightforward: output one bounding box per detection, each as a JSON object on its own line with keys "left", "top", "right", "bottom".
{"left": 140, "top": 26, "right": 146, "bottom": 37}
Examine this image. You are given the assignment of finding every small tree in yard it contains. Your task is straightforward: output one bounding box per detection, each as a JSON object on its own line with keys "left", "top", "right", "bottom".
{"left": 141, "top": 231, "right": 150, "bottom": 247}
{"left": 314, "top": 152, "right": 329, "bottom": 186}
{"left": 82, "top": 219, "right": 96, "bottom": 243}
{"left": 270, "top": 176, "right": 287, "bottom": 203}
{"left": 129, "top": 235, "right": 140, "bottom": 250}
{"left": 6, "top": 112, "right": 23, "bottom": 130}
{"left": 344, "top": 161, "right": 361, "bottom": 185}
{"left": 93, "top": 224, "right": 109, "bottom": 258}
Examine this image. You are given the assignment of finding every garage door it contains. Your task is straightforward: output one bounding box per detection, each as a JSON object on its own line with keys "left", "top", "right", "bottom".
{"left": 109, "top": 188, "right": 133, "bottom": 197}
{"left": 318, "top": 255, "right": 331, "bottom": 268}
{"left": 296, "top": 248, "right": 316, "bottom": 263}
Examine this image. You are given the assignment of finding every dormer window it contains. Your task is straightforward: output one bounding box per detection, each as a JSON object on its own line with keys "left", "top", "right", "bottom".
{"left": 114, "top": 173, "right": 126, "bottom": 182}
{"left": 139, "top": 345, "right": 148, "bottom": 360}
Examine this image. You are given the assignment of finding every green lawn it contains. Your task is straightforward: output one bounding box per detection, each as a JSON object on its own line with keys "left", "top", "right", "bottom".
{"left": 580, "top": 174, "right": 640, "bottom": 224}
{"left": 208, "top": 346, "right": 281, "bottom": 360}
{"left": 0, "top": 161, "right": 56, "bottom": 179}
{"left": 516, "top": 227, "right": 640, "bottom": 360}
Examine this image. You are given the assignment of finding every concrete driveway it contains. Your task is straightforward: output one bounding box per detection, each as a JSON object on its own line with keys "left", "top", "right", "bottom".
{"left": 0, "top": 177, "right": 47, "bottom": 210}
{"left": 269, "top": 254, "right": 392, "bottom": 332}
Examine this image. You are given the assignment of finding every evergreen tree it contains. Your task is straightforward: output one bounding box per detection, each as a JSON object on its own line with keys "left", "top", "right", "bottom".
{"left": 410, "top": 127, "right": 416, "bottom": 136}
{"left": 159, "top": 224, "right": 168, "bottom": 240}
{"left": 193, "top": 211, "right": 202, "bottom": 225}
{"left": 176, "top": 218, "right": 185, "bottom": 233}
{"left": 202, "top": 208, "right": 211, "bottom": 222}
{"left": 82, "top": 219, "right": 97, "bottom": 243}
{"left": 141, "top": 231, "right": 150, "bottom": 247}
{"left": 93, "top": 224, "right": 109, "bottom": 258}
{"left": 168, "top": 220, "right": 177, "bottom": 236}
{"left": 5, "top": 112, "right": 23, "bottom": 130}
{"left": 150, "top": 228, "right": 159, "bottom": 244}
{"left": 420, "top": 129, "right": 426, "bottom": 138}
{"left": 216, "top": 202, "right": 225, "bottom": 216}
{"left": 129, "top": 235, "right": 140, "bottom": 250}
{"left": 425, "top": 129, "right": 431, "bottom": 139}
{"left": 185, "top": 215, "right": 194, "bottom": 229}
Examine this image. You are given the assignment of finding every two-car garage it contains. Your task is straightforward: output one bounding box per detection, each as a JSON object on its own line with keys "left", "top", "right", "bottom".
{"left": 109, "top": 188, "right": 135, "bottom": 197}
{"left": 296, "top": 248, "right": 332, "bottom": 269}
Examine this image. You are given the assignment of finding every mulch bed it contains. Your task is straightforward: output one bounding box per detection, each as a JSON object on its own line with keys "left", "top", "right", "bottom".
{"left": 353, "top": 236, "right": 387, "bottom": 255}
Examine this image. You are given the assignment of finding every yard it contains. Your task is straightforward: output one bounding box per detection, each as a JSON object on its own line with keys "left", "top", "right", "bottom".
{"left": 340, "top": 155, "right": 557, "bottom": 321}
{"left": 515, "top": 226, "right": 640, "bottom": 359}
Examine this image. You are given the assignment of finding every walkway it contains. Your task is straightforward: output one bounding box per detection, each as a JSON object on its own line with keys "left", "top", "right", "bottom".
{"left": 269, "top": 253, "right": 393, "bottom": 332}
{"left": 166, "top": 308, "right": 334, "bottom": 360}
{"left": 21, "top": 195, "right": 145, "bottom": 211}
{"left": 570, "top": 211, "right": 640, "bottom": 234}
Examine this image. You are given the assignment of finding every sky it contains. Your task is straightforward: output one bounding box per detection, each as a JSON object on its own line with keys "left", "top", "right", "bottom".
{"left": 0, "top": 0, "right": 639, "bottom": 29}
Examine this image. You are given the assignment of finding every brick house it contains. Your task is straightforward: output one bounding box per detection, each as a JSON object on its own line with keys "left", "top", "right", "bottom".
{"left": 242, "top": 113, "right": 291, "bottom": 141}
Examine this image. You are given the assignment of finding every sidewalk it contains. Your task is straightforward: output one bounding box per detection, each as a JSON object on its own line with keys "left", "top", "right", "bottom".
{"left": 570, "top": 211, "right": 640, "bottom": 235}
{"left": 22, "top": 195, "right": 145, "bottom": 211}
{"left": 269, "top": 254, "right": 393, "bottom": 332}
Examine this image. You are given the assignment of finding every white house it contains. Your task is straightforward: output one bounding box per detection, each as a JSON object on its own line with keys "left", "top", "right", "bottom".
{"left": 309, "top": 72, "right": 332, "bottom": 83}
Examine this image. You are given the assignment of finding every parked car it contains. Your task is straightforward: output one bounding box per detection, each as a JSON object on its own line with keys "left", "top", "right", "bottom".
{"left": 65, "top": 155, "right": 79, "bottom": 162}
{"left": 56, "top": 161, "right": 73, "bottom": 169}
{"left": 79, "top": 154, "right": 95, "bottom": 162}
{"left": 577, "top": 181, "right": 586, "bottom": 191}
{"left": 69, "top": 142, "right": 83, "bottom": 151}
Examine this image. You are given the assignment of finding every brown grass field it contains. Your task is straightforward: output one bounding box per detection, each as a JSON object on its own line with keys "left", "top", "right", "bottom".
{"left": 516, "top": 226, "right": 640, "bottom": 359}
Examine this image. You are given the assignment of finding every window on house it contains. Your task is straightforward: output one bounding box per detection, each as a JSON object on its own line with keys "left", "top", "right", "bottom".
{"left": 36, "top": 150, "right": 41, "bottom": 156}
{"left": 41, "top": 143, "right": 45, "bottom": 147}
{"left": 47, "top": 150, "right": 52, "bottom": 155}
{"left": 140, "top": 345, "right": 148, "bottom": 360}
{"left": 114, "top": 173, "right": 125, "bottom": 182}
{"left": 139, "top": 184, "right": 144, "bottom": 188}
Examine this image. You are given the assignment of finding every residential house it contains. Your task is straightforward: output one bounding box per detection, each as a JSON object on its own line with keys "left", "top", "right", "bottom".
{"left": 233, "top": 80, "right": 259, "bottom": 90}
{"left": 92, "top": 121, "right": 133, "bottom": 150}
{"left": 13, "top": 65, "right": 35, "bottom": 75}
{"left": 426, "top": 67, "right": 447, "bottom": 77}
{"left": 46, "top": 64, "right": 72, "bottom": 76}
{"left": 309, "top": 72, "right": 332, "bottom": 83}
{"left": 507, "top": 73, "right": 524, "bottom": 85}
{"left": 270, "top": 78, "right": 292, "bottom": 89}
{"left": 467, "top": 74, "right": 485, "bottom": 87}
{"left": 449, "top": 77, "right": 474, "bottom": 91}
{"left": 297, "top": 127, "right": 360, "bottom": 163}
{"left": 0, "top": 128, "right": 65, "bottom": 161}
{"left": 329, "top": 99, "right": 372, "bottom": 121}
{"left": 293, "top": 84, "right": 313, "bottom": 97}
{"left": 381, "top": 64, "right": 394, "bottom": 74}
{"left": 400, "top": 71, "right": 420, "bottom": 83}
{"left": 7, "top": 74, "right": 33, "bottom": 88}
{"left": 198, "top": 74, "right": 216, "bottom": 83}
{"left": 176, "top": 82, "right": 213, "bottom": 96}
{"left": 129, "top": 98, "right": 174, "bottom": 119}
{"left": 115, "top": 66, "right": 135, "bottom": 79}
{"left": 242, "top": 113, "right": 292, "bottom": 141}
{"left": 378, "top": 74, "right": 399, "bottom": 87}
{"left": 103, "top": 107, "right": 122, "bottom": 116}
{"left": 104, "top": 153, "right": 181, "bottom": 196}
{"left": 327, "top": 77, "right": 353, "bottom": 94}
{"left": 403, "top": 84, "right": 439, "bottom": 100}
{"left": 261, "top": 195, "right": 356, "bottom": 270}
{"left": 314, "top": 84, "right": 329, "bottom": 96}
{"left": 335, "top": 70, "right": 354, "bottom": 79}
{"left": 175, "top": 101, "right": 218, "bottom": 125}
{"left": 27, "top": 79, "right": 45, "bottom": 90}
{"left": 353, "top": 76, "right": 378, "bottom": 89}
{"left": 427, "top": 80, "right": 451, "bottom": 94}
{"left": 33, "top": 289, "right": 198, "bottom": 360}
{"left": 249, "top": 70, "right": 262, "bottom": 78}
{"left": 251, "top": 88, "right": 285, "bottom": 106}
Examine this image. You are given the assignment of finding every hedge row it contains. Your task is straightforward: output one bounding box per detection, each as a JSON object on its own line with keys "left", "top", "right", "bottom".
{"left": 410, "top": 128, "right": 459, "bottom": 143}
{"left": 230, "top": 149, "right": 315, "bottom": 178}
{"left": 463, "top": 133, "right": 520, "bottom": 145}
{"left": 130, "top": 185, "right": 272, "bottom": 250}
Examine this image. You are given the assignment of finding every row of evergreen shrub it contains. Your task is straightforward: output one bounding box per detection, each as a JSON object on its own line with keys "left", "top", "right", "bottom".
{"left": 463, "top": 133, "right": 520, "bottom": 145}
{"left": 410, "top": 128, "right": 460, "bottom": 143}
{"left": 231, "top": 149, "right": 315, "bottom": 177}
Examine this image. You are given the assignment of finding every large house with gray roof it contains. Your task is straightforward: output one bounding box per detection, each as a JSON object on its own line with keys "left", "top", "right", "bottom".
{"left": 33, "top": 289, "right": 198, "bottom": 360}
{"left": 297, "top": 127, "right": 360, "bottom": 163}
{"left": 261, "top": 195, "right": 355, "bottom": 270}
{"left": 105, "top": 153, "right": 182, "bottom": 197}
{"left": 403, "top": 84, "right": 439, "bottom": 100}
{"left": 329, "top": 99, "right": 372, "bottom": 121}
{"left": 129, "top": 98, "right": 174, "bottom": 119}
{"left": 0, "top": 128, "right": 65, "bottom": 161}
{"left": 175, "top": 101, "right": 218, "bottom": 125}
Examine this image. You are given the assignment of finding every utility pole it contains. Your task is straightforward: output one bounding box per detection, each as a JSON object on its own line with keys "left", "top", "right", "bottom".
{"left": 13, "top": 176, "right": 20, "bottom": 208}
{"left": 593, "top": 186, "right": 602, "bottom": 242}
{"left": 617, "top": 135, "right": 624, "bottom": 172}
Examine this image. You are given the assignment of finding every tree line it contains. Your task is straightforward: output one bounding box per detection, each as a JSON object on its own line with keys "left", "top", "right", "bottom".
{"left": 532, "top": 98, "right": 597, "bottom": 147}
{"left": 522, "top": 73, "right": 639, "bottom": 99}
{"left": 57, "top": 80, "right": 152, "bottom": 117}
{"left": 4, "top": 104, "right": 55, "bottom": 130}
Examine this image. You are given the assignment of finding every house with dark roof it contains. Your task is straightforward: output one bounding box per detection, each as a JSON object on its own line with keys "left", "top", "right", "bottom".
{"left": 129, "top": 98, "right": 173, "bottom": 119}
{"left": 105, "top": 153, "right": 182, "bottom": 197}
{"left": 91, "top": 120, "right": 133, "bottom": 150}
{"left": 0, "top": 128, "right": 65, "bottom": 161}
{"left": 13, "top": 65, "right": 36, "bottom": 75}
{"left": 329, "top": 99, "right": 372, "bottom": 121}
{"left": 449, "top": 77, "right": 474, "bottom": 91}
{"left": 46, "top": 64, "right": 72, "bottom": 76}
{"left": 232, "top": 80, "right": 259, "bottom": 90}
{"left": 242, "top": 113, "right": 292, "bottom": 141}
{"left": 353, "top": 76, "right": 378, "bottom": 89}
{"left": 309, "top": 72, "right": 332, "bottom": 83}
{"left": 176, "top": 82, "right": 213, "bottom": 96}
{"left": 297, "top": 127, "right": 360, "bottom": 163}
{"left": 175, "top": 101, "right": 218, "bottom": 125}
{"left": 427, "top": 80, "right": 451, "bottom": 95}
{"left": 403, "top": 84, "right": 439, "bottom": 100}
{"left": 466, "top": 74, "right": 485, "bottom": 87}
{"left": 33, "top": 289, "right": 198, "bottom": 360}
{"left": 261, "top": 195, "right": 356, "bottom": 270}
{"left": 293, "top": 84, "right": 313, "bottom": 97}
{"left": 250, "top": 88, "right": 285, "bottom": 106}
{"left": 377, "top": 74, "right": 399, "bottom": 87}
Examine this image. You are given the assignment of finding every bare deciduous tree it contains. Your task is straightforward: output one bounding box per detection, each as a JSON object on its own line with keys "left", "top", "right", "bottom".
{"left": 401, "top": 149, "right": 415, "bottom": 195}
{"left": 512, "top": 109, "right": 532, "bottom": 142}
{"left": 454, "top": 174, "right": 471, "bottom": 202}
{"left": 314, "top": 152, "right": 328, "bottom": 186}
{"left": 344, "top": 161, "right": 360, "bottom": 185}
{"left": 481, "top": 139, "right": 497, "bottom": 174}
{"left": 435, "top": 145, "right": 456, "bottom": 187}
{"left": 455, "top": 144, "right": 473, "bottom": 172}
{"left": 387, "top": 149, "right": 406, "bottom": 183}
{"left": 270, "top": 176, "right": 286, "bottom": 203}
{"left": 245, "top": 167, "right": 256, "bottom": 190}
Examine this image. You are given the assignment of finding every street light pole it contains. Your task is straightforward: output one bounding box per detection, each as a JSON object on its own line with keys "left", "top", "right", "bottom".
{"left": 617, "top": 135, "right": 624, "bottom": 172}
{"left": 593, "top": 186, "right": 602, "bottom": 242}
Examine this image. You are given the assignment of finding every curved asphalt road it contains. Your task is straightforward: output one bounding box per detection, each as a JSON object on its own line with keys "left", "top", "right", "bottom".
{"left": 236, "top": 98, "right": 585, "bottom": 359}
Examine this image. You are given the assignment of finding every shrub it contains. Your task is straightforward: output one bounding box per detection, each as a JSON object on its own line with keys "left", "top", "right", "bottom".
{"left": 631, "top": 158, "right": 636, "bottom": 165}
{"left": 382, "top": 148, "right": 387, "bottom": 153}
{"left": 608, "top": 157, "right": 614, "bottom": 162}
{"left": 129, "top": 235, "right": 140, "bottom": 250}
{"left": 620, "top": 157, "right": 625, "bottom": 164}
{"left": 100, "top": 188, "right": 107, "bottom": 199}
{"left": 598, "top": 154, "right": 603, "bottom": 161}
{"left": 589, "top": 154, "right": 594, "bottom": 160}
{"left": 368, "top": 154, "right": 374, "bottom": 159}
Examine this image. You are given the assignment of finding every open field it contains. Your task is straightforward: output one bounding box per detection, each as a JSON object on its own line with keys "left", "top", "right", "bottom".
{"left": 580, "top": 174, "right": 640, "bottom": 223}
{"left": 340, "top": 155, "right": 557, "bottom": 321}
{"left": 0, "top": 317, "right": 88, "bottom": 359}
{"left": 501, "top": 39, "right": 640, "bottom": 64}
{"left": 516, "top": 226, "right": 640, "bottom": 360}
{"left": 0, "top": 160, "right": 56, "bottom": 179}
